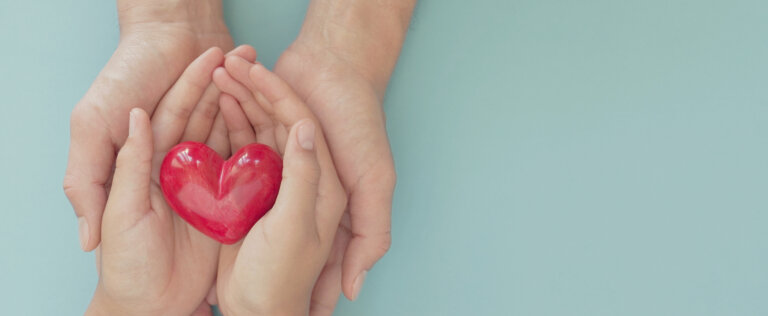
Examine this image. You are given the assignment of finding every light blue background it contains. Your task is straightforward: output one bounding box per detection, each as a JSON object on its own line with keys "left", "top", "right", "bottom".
{"left": 2, "top": 0, "right": 768, "bottom": 315}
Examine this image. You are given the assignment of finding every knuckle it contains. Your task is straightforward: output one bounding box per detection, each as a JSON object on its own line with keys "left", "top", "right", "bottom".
{"left": 360, "top": 231, "right": 393, "bottom": 258}
{"left": 69, "top": 106, "right": 87, "bottom": 124}
{"left": 199, "top": 98, "right": 219, "bottom": 119}
{"left": 164, "top": 102, "right": 194, "bottom": 120}
{"left": 62, "top": 174, "right": 79, "bottom": 200}
{"left": 381, "top": 166, "right": 397, "bottom": 188}
{"left": 377, "top": 232, "right": 393, "bottom": 255}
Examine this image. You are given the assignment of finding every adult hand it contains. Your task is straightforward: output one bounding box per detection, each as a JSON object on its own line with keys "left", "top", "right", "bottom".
{"left": 64, "top": 0, "right": 233, "bottom": 251}
{"left": 211, "top": 58, "right": 347, "bottom": 315}
{"left": 272, "top": 1, "right": 416, "bottom": 312}
{"left": 87, "top": 47, "right": 234, "bottom": 316}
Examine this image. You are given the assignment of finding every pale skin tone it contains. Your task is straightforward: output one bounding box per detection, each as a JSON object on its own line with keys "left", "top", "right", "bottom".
{"left": 275, "top": 1, "right": 417, "bottom": 308}
{"left": 88, "top": 53, "right": 347, "bottom": 316}
{"left": 213, "top": 59, "right": 348, "bottom": 316}
{"left": 86, "top": 47, "right": 250, "bottom": 316}
{"left": 65, "top": 0, "right": 416, "bottom": 313}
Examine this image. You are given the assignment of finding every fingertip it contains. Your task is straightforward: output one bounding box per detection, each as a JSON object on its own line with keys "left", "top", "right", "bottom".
{"left": 213, "top": 66, "right": 244, "bottom": 97}
{"left": 350, "top": 270, "right": 367, "bottom": 301}
{"left": 224, "top": 55, "right": 251, "bottom": 72}
{"left": 247, "top": 63, "right": 294, "bottom": 106}
{"left": 195, "top": 47, "right": 226, "bottom": 74}
{"left": 341, "top": 266, "right": 364, "bottom": 301}
{"left": 227, "top": 44, "right": 258, "bottom": 62}
{"left": 296, "top": 119, "right": 316, "bottom": 151}
{"left": 128, "top": 108, "right": 150, "bottom": 138}
{"left": 248, "top": 62, "right": 267, "bottom": 80}
{"left": 206, "top": 46, "right": 225, "bottom": 60}
{"left": 212, "top": 67, "right": 229, "bottom": 86}
{"left": 121, "top": 108, "right": 153, "bottom": 167}
{"left": 341, "top": 236, "right": 391, "bottom": 301}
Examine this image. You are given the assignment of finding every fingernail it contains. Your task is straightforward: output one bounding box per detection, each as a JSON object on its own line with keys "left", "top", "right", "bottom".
{"left": 128, "top": 109, "right": 137, "bottom": 136}
{"left": 78, "top": 217, "right": 89, "bottom": 251}
{"left": 297, "top": 121, "right": 315, "bottom": 151}
{"left": 351, "top": 270, "right": 367, "bottom": 301}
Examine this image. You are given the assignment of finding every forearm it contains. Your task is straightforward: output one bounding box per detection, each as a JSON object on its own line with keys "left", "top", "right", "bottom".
{"left": 297, "top": 0, "right": 417, "bottom": 92}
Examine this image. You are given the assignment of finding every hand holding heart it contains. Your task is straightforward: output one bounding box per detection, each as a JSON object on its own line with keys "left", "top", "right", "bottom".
{"left": 87, "top": 46, "right": 250, "bottom": 316}
{"left": 86, "top": 46, "right": 347, "bottom": 316}
{"left": 211, "top": 56, "right": 347, "bottom": 315}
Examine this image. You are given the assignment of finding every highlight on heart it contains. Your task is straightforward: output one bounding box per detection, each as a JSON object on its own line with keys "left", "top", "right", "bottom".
{"left": 58, "top": 0, "right": 410, "bottom": 314}
{"left": 160, "top": 141, "right": 283, "bottom": 244}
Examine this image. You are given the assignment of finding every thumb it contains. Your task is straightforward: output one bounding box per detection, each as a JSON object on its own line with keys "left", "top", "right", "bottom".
{"left": 103, "top": 108, "right": 154, "bottom": 231}
{"left": 341, "top": 167, "right": 396, "bottom": 301}
{"left": 266, "top": 119, "right": 320, "bottom": 236}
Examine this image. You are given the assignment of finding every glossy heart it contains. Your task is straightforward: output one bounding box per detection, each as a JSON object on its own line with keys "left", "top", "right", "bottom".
{"left": 160, "top": 141, "right": 283, "bottom": 244}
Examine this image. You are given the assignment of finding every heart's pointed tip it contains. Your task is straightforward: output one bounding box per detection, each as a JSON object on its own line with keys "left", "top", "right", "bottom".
{"left": 218, "top": 238, "right": 241, "bottom": 245}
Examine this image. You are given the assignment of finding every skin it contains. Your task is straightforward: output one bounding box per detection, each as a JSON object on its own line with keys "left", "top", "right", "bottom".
{"left": 64, "top": 0, "right": 233, "bottom": 252}
{"left": 88, "top": 54, "right": 347, "bottom": 316}
{"left": 86, "top": 47, "right": 233, "bottom": 316}
{"left": 66, "top": 0, "right": 416, "bottom": 313}
{"left": 212, "top": 59, "right": 347, "bottom": 316}
{"left": 274, "top": 0, "right": 417, "bottom": 310}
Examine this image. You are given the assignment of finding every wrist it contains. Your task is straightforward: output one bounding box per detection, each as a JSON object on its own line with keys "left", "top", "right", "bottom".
{"left": 117, "top": 0, "right": 227, "bottom": 36}
{"left": 294, "top": 0, "right": 416, "bottom": 90}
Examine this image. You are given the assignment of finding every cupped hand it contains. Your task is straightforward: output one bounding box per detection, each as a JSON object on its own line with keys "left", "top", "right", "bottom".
{"left": 88, "top": 47, "right": 234, "bottom": 316}
{"left": 274, "top": 40, "right": 397, "bottom": 310}
{"left": 211, "top": 56, "right": 347, "bottom": 315}
{"left": 64, "top": 2, "right": 233, "bottom": 252}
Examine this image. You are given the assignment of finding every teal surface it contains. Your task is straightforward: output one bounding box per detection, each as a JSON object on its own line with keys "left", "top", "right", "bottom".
{"left": 2, "top": 0, "right": 768, "bottom": 315}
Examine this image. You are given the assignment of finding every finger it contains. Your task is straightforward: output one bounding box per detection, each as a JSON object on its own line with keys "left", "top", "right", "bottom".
{"left": 206, "top": 282, "right": 219, "bottom": 306}
{"left": 212, "top": 66, "right": 276, "bottom": 150}
{"left": 152, "top": 47, "right": 224, "bottom": 153}
{"left": 246, "top": 64, "right": 346, "bottom": 239}
{"left": 63, "top": 109, "right": 113, "bottom": 251}
{"left": 180, "top": 83, "right": 220, "bottom": 143}
{"left": 219, "top": 93, "right": 257, "bottom": 153}
{"left": 224, "top": 57, "right": 279, "bottom": 127}
{"left": 310, "top": 223, "right": 350, "bottom": 316}
{"left": 223, "top": 55, "right": 262, "bottom": 100}
{"left": 269, "top": 120, "right": 320, "bottom": 233}
{"left": 205, "top": 112, "right": 230, "bottom": 158}
{"left": 226, "top": 44, "right": 257, "bottom": 63}
{"left": 190, "top": 301, "right": 212, "bottom": 316}
{"left": 182, "top": 45, "right": 258, "bottom": 143}
{"left": 247, "top": 63, "right": 313, "bottom": 124}
{"left": 104, "top": 108, "right": 153, "bottom": 231}
{"left": 341, "top": 167, "right": 396, "bottom": 300}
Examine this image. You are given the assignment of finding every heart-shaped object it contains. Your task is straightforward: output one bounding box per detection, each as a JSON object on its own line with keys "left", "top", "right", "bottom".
{"left": 160, "top": 141, "right": 283, "bottom": 244}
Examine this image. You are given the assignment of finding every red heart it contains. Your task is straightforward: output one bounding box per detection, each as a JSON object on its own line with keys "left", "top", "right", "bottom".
{"left": 160, "top": 141, "right": 283, "bottom": 244}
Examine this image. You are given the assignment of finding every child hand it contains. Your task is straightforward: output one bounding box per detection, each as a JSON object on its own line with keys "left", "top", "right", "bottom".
{"left": 212, "top": 55, "right": 348, "bottom": 315}
{"left": 86, "top": 46, "right": 257, "bottom": 316}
